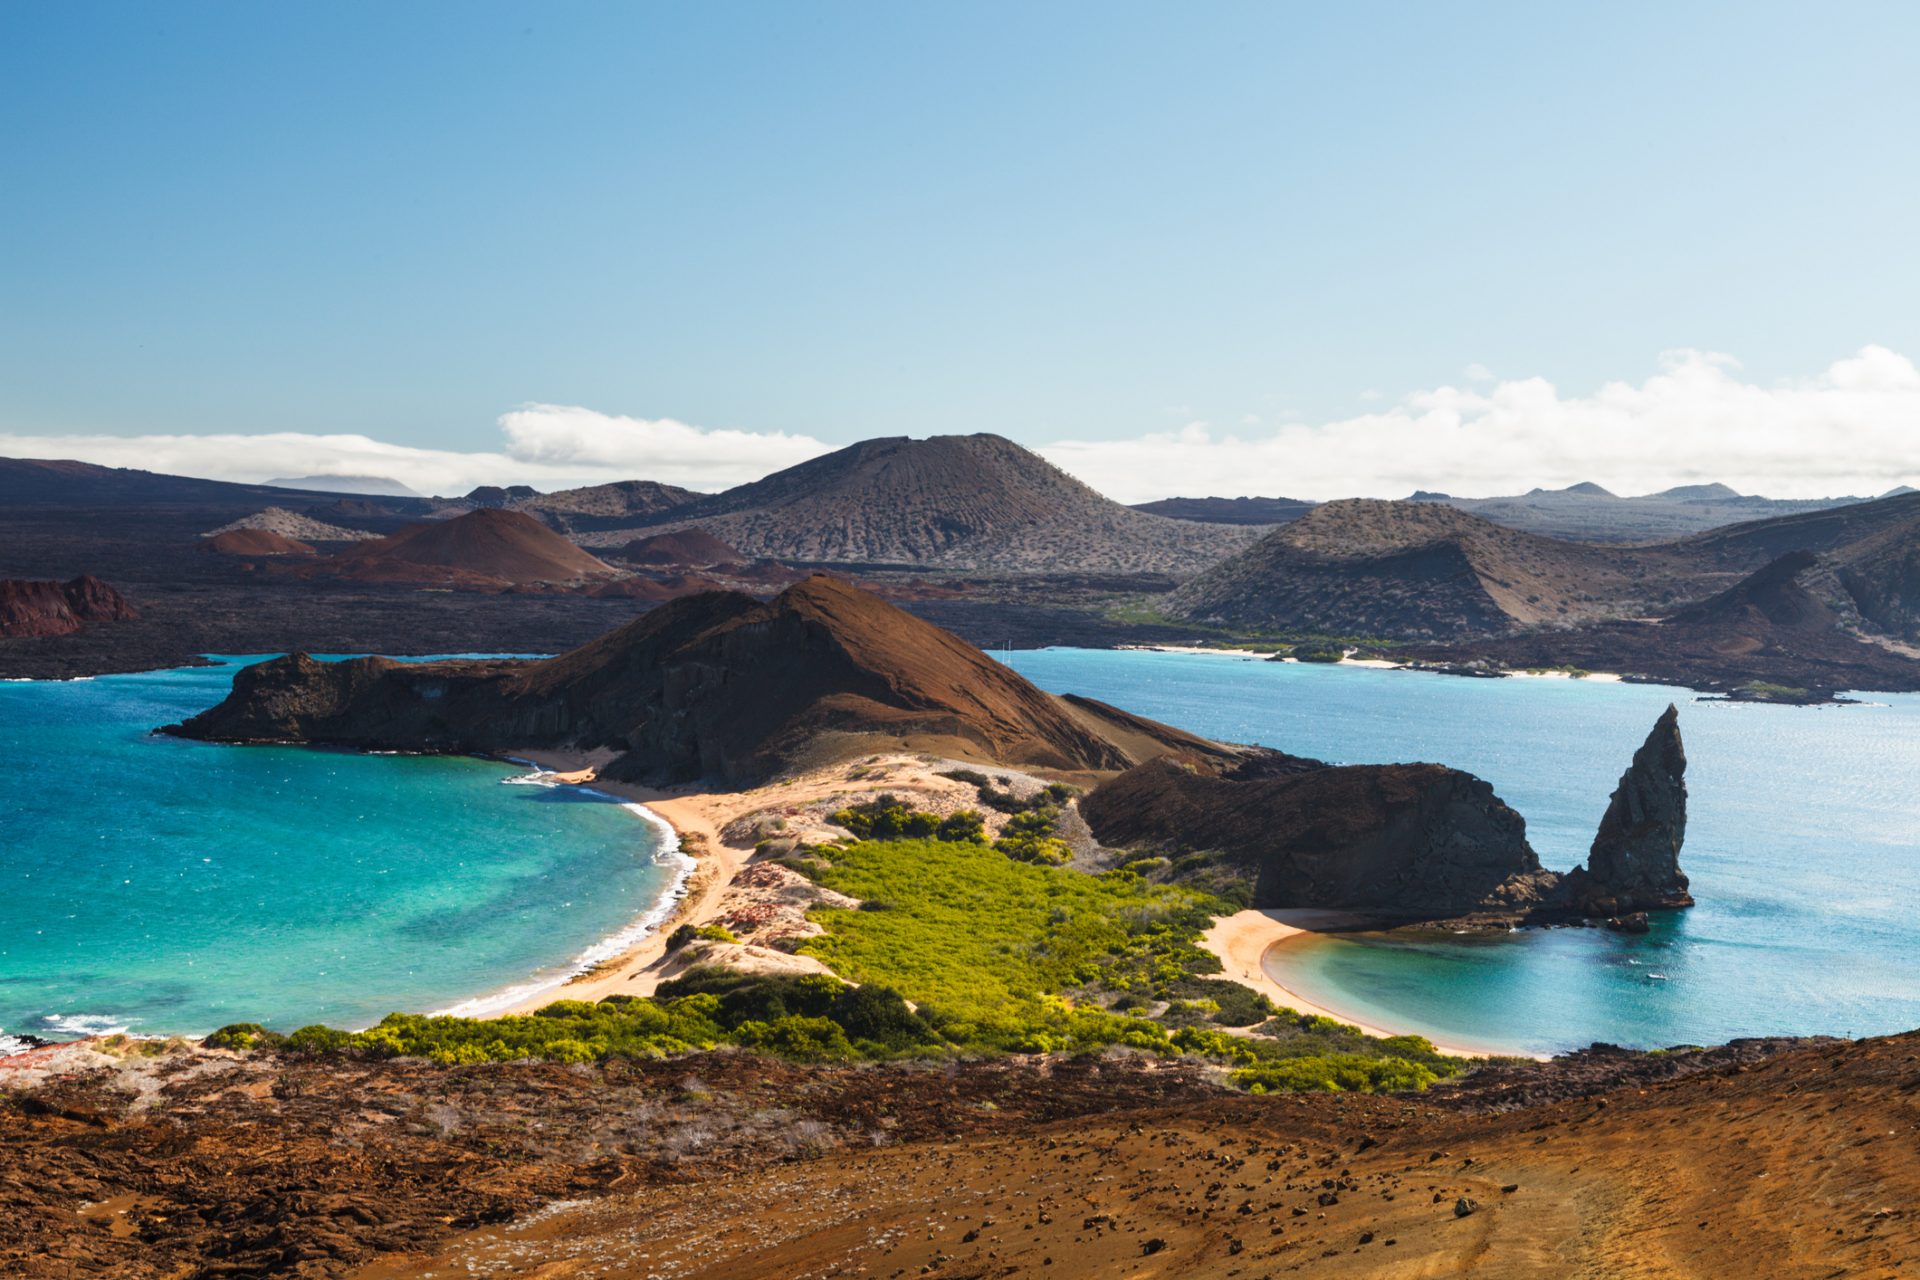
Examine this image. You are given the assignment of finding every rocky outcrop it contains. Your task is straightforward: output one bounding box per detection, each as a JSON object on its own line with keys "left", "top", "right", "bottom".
{"left": 0, "top": 576, "right": 138, "bottom": 639}
{"left": 1083, "top": 709, "right": 1693, "bottom": 925}
{"left": 167, "top": 576, "right": 1208, "bottom": 785}
{"left": 1563, "top": 705, "right": 1691, "bottom": 914}
{"left": 1081, "top": 752, "right": 1563, "bottom": 921}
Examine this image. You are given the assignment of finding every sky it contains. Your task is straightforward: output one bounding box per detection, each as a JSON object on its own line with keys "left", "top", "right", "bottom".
{"left": 4, "top": 2, "right": 1919, "bottom": 501}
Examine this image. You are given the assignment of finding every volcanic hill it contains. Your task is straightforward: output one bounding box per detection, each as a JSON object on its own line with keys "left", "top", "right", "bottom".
{"left": 615, "top": 528, "right": 743, "bottom": 567}
{"left": 0, "top": 575, "right": 139, "bottom": 639}
{"left": 1166, "top": 499, "right": 1698, "bottom": 640}
{"left": 514, "top": 479, "right": 707, "bottom": 526}
{"left": 204, "top": 507, "right": 380, "bottom": 543}
{"left": 1411, "top": 550, "right": 1920, "bottom": 701}
{"left": 317, "top": 508, "right": 620, "bottom": 588}
{"left": 169, "top": 575, "right": 1225, "bottom": 784}
{"left": 196, "top": 528, "right": 316, "bottom": 557}
{"left": 585, "top": 434, "right": 1262, "bottom": 574}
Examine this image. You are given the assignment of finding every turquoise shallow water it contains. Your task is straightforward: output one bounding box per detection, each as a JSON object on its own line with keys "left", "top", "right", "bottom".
{"left": 0, "top": 657, "right": 682, "bottom": 1049}
{"left": 1004, "top": 649, "right": 1920, "bottom": 1056}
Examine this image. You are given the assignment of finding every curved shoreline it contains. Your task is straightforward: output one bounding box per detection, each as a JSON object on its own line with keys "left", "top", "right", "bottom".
{"left": 1199, "top": 909, "right": 1532, "bottom": 1060}
{"left": 428, "top": 762, "right": 696, "bottom": 1019}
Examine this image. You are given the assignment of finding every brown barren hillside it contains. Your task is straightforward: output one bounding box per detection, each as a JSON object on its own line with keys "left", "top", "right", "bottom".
{"left": 320, "top": 508, "right": 619, "bottom": 587}
{"left": 0, "top": 575, "right": 139, "bottom": 638}
{"left": 1411, "top": 550, "right": 1920, "bottom": 701}
{"left": 170, "top": 575, "right": 1214, "bottom": 783}
{"left": 615, "top": 527, "right": 742, "bottom": 566}
{"left": 6, "top": 1034, "right": 1917, "bottom": 1279}
{"left": 1683, "top": 490, "right": 1920, "bottom": 641}
{"left": 1167, "top": 499, "right": 1721, "bottom": 639}
{"left": 584, "top": 434, "right": 1261, "bottom": 574}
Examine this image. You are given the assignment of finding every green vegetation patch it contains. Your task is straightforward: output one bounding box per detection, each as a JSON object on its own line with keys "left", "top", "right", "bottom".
{"left": 796, "top": 835, "right": 1221, "bottom": 1022}
{"left": 202, "top": 838, "right": 1467, "bottom": 1094}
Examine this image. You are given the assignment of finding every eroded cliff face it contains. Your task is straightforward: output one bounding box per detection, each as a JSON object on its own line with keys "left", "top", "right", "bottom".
{"left": 1082, "top": 708, "right": 1693, "bottom": 925}
{"left": 1563, "top": 704, "right": 1692, "bottom": 915}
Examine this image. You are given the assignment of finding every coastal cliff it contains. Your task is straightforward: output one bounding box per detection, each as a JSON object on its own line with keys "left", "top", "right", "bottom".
{"left": 1082, "top": 707, "right": 1693, "bottom": 925}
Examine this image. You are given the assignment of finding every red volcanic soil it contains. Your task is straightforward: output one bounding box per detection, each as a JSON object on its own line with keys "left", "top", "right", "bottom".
{"left": 6, "top": 1035, "right": 1918, "bottom": 1279}
{"left": 322, "top": 508, "right": 619, "bottom": 587}
{"left": 197, "top": 528, "right": 317, "bottom": 557}
{"left": 0, "top": 575, "right": 138, "bottom": 638}
{"left": 616, "top": 527, "right": 742, "bottom": 567}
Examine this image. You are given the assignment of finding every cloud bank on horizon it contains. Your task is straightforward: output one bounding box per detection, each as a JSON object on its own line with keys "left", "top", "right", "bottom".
{"left": 2, "top": 348, "right": 1915, "bottom": 503}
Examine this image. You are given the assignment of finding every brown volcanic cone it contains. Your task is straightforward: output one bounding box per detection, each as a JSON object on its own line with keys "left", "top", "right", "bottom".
{"left": 326, "top": 508, "right": 617, "bottom": 585}
{"left": 171, "top": 575, "right": 1215, "bottom": 784}
{"left": 198, "top": 528, "right": 316, "bottom": 557}
{"left": 617, "top": 527, "right": 742, "bottom": 567}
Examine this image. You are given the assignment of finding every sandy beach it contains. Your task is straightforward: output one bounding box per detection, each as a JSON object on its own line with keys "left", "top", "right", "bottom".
{"left": 1199, "top": 908, "right": 1506, "bottom": 1059}
{"left": 489, "top": 750, "right": 991, "bottom": 1014}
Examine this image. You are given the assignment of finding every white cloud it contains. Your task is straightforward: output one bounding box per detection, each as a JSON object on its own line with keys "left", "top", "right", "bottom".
{"left": 0, "top": 406, "right": 831, "bottom": 497}
{"left": 4, "top": 348, "right": 1919, "bottom": 506}
{"left": 1038, "top": 346, "right": 1920, "bottom": 503}
{"left": 1462, "top": 362, "right": 1496, "bottom": 384}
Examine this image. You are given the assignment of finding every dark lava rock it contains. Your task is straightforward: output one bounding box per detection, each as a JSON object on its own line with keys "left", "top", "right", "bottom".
{"left": 1567, "top": 704, "right": 1691, "bottom": 914}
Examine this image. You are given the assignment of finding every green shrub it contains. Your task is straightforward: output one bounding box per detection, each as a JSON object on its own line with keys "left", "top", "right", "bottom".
{"left": 733, "top": 1015, "right": 855, "bottom": 1062}
{"left": 1231, "top": 1054, "right": 1438, "bottom": 1093}
{"left": 667, "top": 922, "right": 740, "bottom": 950}
{"left": 832, "top": 795, "right": 983, "bottom": 843}
{"left": 204, "top": 1022, "right": 286, "bottom": 1052}
{"left": 995, "top": 806, "right": 1071, "bottom": 865}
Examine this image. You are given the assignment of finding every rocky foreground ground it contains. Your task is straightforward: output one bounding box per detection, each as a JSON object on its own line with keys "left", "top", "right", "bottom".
{"left": 4, "top": 1031, "right": 1916, "bottom": 1279}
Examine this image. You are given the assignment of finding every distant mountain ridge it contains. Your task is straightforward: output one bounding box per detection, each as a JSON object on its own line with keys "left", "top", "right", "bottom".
{"left": 1137, "top": 481, "right": 1900, "bottom": 542}
{"left": 266, "top": 474, "right": 421, "bottom": 497}
{"left": 1128, "top": 495, "right": 1316, "bottom": 526}
{"left": 1418, "top": 482, "right": 1883, "bottom": 542}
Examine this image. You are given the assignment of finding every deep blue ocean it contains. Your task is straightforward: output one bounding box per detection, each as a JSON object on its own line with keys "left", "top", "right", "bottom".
{"left": 0, "top": 657, "right": 683, "bottom": 1051}
{"left": 1005, "top": 649, "right": 1920, "bottom": 1056}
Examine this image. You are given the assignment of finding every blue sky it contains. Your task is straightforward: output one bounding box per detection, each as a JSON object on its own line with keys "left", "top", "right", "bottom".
{"left": 4, "top": 2, "right": 1919, "bottom": 499}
